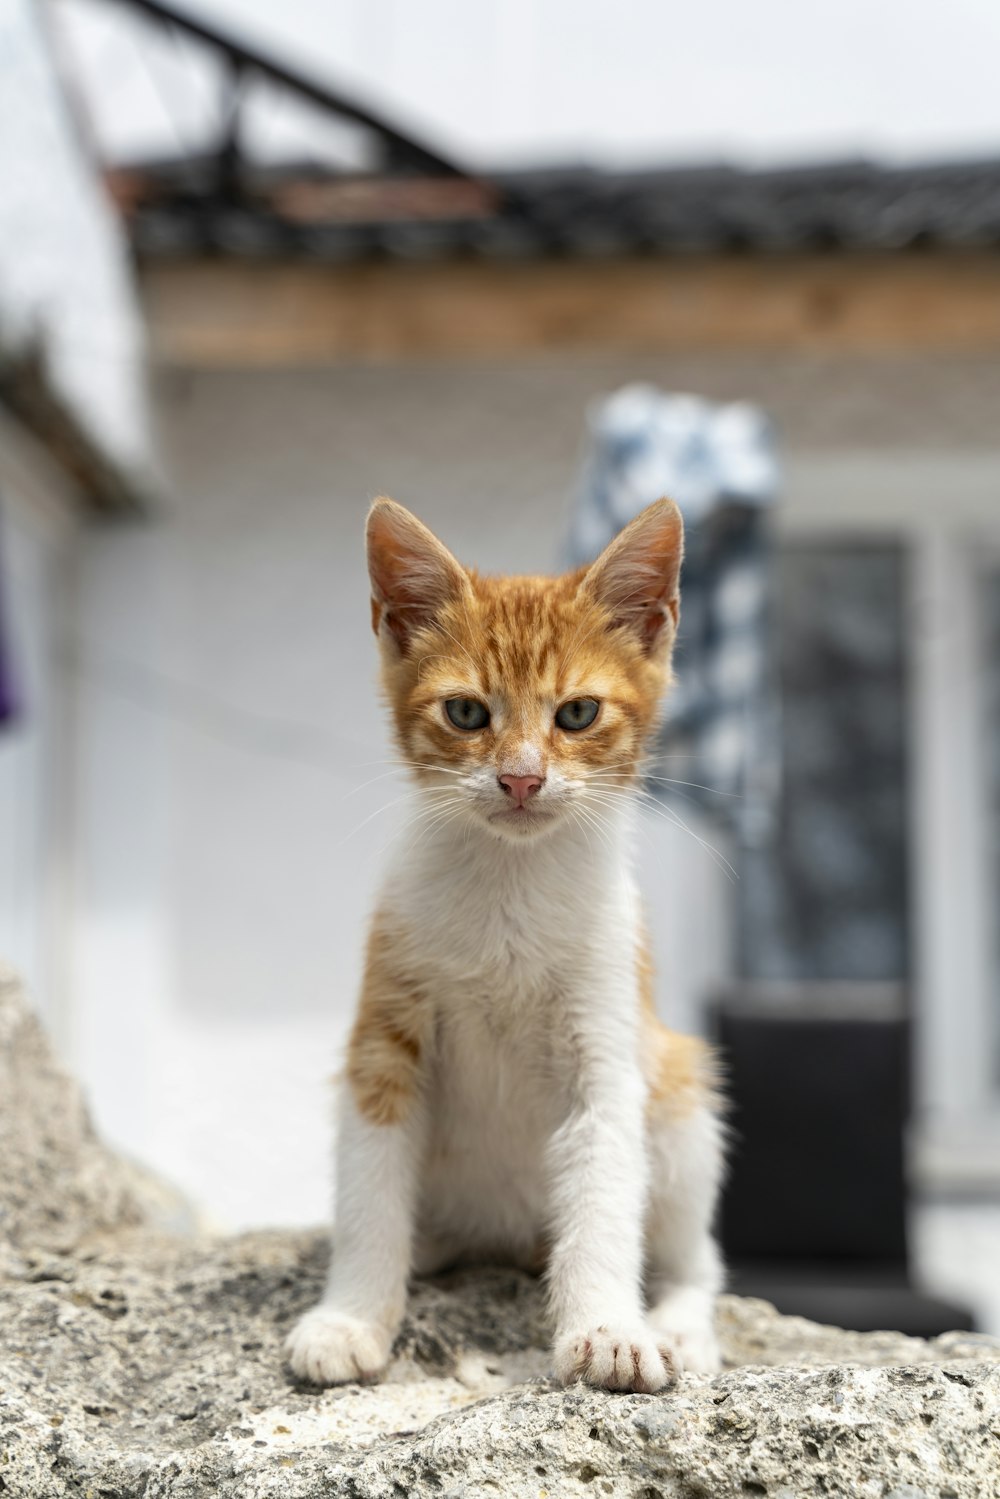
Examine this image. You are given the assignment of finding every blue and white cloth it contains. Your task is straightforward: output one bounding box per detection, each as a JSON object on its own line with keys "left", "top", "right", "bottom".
{"left": 569, "top": 385, "right": 780, "bottom": 838}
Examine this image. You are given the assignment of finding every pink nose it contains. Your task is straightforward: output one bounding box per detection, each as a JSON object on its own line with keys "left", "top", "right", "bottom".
{"left": 498, "top": 774, "right": 544, "bottom": 808}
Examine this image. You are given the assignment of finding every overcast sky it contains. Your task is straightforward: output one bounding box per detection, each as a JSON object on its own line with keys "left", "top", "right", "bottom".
{"left": 58, "top": 0, "right": 1000, "bottom": 170}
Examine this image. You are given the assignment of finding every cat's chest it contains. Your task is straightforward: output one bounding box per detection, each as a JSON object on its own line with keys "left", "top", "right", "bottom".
{"left": 389, "top": 842, "right": 623, "bottom": 995}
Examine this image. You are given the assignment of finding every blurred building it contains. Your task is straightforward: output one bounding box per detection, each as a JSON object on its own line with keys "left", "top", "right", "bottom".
{"left": 0, "top": 0, "right": 155, "bottom": 1074}
{"left": 2, "top": 0, "right": 1000, "bottom": 1330}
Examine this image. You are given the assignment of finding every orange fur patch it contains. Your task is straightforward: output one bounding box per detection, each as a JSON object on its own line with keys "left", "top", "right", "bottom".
{"left": 645, "top": 1027, "right": 721, "bottom": 1123}
{"left": 638, "top": 929, "right": 721, "bottom": 1122}
{"left": 378, "top": 566, "right": 675, "bottom": 793}
{"left": 347, "top": 914, "right": 431, "bottom": 1127}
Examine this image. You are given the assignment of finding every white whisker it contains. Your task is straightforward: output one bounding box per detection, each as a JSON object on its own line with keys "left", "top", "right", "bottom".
{"left": 582, "top": 785, "right": 739, "bottom": 882}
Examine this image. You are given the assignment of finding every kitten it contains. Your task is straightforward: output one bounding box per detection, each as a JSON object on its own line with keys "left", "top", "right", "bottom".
{"left": 285, "top": 496, "right": 725, "bottom": 1393}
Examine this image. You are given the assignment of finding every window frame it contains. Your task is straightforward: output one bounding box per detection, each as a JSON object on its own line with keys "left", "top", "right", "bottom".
{"left": 779, "top": 454, "right": 1000, "bottom": 1187}
{"left": 908, "top": 529, "right": 1000, "bottom": 1184}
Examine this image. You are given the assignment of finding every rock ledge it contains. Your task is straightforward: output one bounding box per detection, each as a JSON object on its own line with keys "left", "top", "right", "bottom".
{"left": 1, "top": 970, "right": 998, "bottom": 1498}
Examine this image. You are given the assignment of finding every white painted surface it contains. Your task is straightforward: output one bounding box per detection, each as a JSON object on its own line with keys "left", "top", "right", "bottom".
{"left": 69, "top": 520, "right": 174, "bottom": 1162}
{"left": 909, "top": 535, "right": 994, "bottom": 1133}
{"left": 912, "top": 1198, "right": 1000, "bottom": 1338}
{"left": 0, "top": 418, "right": 78, "bottom": 1044}
{"left": 0, "top": 0, "right": 152, "bottom": 474}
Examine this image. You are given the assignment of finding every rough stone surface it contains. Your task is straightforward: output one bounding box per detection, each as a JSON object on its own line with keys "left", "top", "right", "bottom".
{"left": 3, "top": 971, "right": 1000, "bottom": 1497}
{"left": 0, "top": 965, "right": 146, "bottom": 1263}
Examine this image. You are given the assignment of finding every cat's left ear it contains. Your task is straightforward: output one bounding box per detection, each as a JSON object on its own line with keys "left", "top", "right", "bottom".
{"left": 366, "top": 497, "right": 470, "bottom": 652}
{"left": 580, "top": 497, "right": 684, "bottom": 653}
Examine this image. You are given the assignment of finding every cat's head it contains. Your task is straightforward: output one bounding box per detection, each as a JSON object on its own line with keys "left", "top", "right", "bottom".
{"left": 366, "top": 497, "right": 683, "bottom": 843}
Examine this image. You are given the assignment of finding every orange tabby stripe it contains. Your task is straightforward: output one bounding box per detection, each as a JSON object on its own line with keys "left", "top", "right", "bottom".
{"left": 380, "top": 569, "right": 673, "bottom": 792}
{"left": 347, "top": 914, "right": 430, "bottom": 1127}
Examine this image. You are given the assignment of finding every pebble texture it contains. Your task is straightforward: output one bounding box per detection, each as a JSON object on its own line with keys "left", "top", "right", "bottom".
{"left": 2, "top": 970, "right": 999, "bottom": 1498}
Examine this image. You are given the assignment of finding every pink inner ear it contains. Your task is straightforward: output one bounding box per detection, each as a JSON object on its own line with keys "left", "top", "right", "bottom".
{"left": 368, "top": 546, "right": 435, "bottom": 646}
{"left": 584, "top": 501, "right": 684, "bottom": 652}
{"left": 610, "top": 587, "right": 674, "bottom": 651}
{"left": 366, "top": 502, "right": 468, "bottom": 650}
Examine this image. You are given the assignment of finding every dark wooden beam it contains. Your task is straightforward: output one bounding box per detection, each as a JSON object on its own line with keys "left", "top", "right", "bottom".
{"left": 99, "top": 0, "right": 464, "bottom": 177}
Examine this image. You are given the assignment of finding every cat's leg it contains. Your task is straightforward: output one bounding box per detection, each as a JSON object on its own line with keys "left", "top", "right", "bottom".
{"left": 410, "top": 1228, "right": 467, "bottom": 1276}
{"left": 644, "top": 1094, "right": 725, "bottom": 1375}
{"left": 285, "top": 924, "right": 431, "bottom": 1385}
{"left": 284, "top": 1088, "right": 427, "bottom": 1384}
{"left": 546, "top": 1007, "right": 679, "bottom": 1394}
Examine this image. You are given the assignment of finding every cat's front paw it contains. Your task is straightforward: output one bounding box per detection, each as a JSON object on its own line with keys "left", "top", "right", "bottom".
{"left": 652, "top": 1324, "right": 721, "bottom": 1376}
{"left": 284, "top": 1306, "right": 392, "bottom": 1386}
{"left": 553, "top": 1325, "right": 678, "bottom": 1393}
{"left": 648, "top": 1292, "right": 721, "bottom": 1374}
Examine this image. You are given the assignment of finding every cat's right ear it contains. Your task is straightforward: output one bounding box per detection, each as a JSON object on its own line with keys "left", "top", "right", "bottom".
{"left": 579, "top": 497, "right": 684, "bottom": 653}
{"left": 366, "top": 498, "right": 469, "bottom": 652}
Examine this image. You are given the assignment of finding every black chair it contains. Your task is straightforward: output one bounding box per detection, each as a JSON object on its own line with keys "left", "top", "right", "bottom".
{"left": 711, "top": 984, "right": 975, "bottom": 1337}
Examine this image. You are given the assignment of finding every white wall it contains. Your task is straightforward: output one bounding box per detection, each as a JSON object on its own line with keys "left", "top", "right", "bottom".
{"left": 0, "top": 415, "right": 79, "bottom": 1044}
{"left": 0, "top": 0, "right": 152, "bottom": 476}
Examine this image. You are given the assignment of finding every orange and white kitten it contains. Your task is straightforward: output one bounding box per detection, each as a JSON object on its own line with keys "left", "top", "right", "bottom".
{"left": 285, "top": 496, "right": 725, "bottom": 1393}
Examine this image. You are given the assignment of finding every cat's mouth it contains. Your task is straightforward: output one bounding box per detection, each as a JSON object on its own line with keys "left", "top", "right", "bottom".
{"left": 486, "top": 803, "right": 558, "bottom": 836}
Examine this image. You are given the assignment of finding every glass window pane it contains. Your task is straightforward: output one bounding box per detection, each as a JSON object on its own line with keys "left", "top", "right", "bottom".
{"left": 741, "top": 542, "right": 909, "bottom": 985}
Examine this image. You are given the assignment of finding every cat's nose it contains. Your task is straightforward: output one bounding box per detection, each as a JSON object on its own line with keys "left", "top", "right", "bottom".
{"left": 498, "top": 774, "right": 544, "bottom": 808}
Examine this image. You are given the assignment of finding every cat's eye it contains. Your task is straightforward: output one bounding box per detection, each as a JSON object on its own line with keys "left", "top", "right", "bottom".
{"left": 444, "top": 697, "right": 490, "bottom": 731}
{"left": 555, "top": 697, "right": 600, "bottom": 732}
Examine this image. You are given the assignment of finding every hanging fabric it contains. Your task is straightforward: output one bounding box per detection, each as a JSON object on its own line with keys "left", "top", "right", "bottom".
{"left": 568, "top": 384, "right": 780, "bottom": 840}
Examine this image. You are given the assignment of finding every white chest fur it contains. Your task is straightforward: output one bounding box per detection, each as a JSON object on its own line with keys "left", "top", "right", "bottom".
{"left": 381, "top": 799, "right": 640, "bottom": 996}
{"left": 376, "top": 802, "right": 644, "bottom": 1259}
